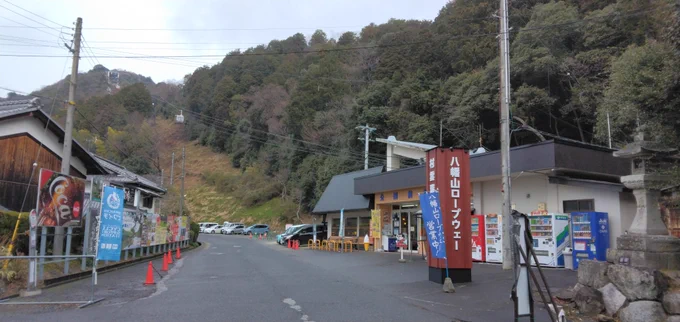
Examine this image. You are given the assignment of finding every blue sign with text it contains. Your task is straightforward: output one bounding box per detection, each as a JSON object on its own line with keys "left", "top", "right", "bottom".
{"left": 96, "top": 186, "right": 124, "bottom": 261}
{"left": 419, "top": 191, "right": 446, "bottom": 259}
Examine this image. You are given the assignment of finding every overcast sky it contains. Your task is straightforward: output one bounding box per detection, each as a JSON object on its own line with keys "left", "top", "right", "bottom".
{"left": 0, "top": 0, "right": 448, "bottom": 97}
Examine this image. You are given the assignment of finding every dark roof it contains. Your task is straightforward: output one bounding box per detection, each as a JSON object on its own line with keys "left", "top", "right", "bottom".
{"left": 0, "top": 98, "right": 40, "bottom": 117}
{"left": 312, "top": 166, "right": 383, "bottom": 214}
{"left": 92, "top": 155, "right": 166, "bottom": 194}
{"left": 354, "top": 139, "right": 631, "bottom": 195}
{"left": 0, "top": 98, "right": 107, "bottom": 175}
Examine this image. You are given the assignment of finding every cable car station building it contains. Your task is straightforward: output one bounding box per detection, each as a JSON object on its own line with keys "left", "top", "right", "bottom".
{"left": 313, "top": 136, "right": 638, "bottom": 253}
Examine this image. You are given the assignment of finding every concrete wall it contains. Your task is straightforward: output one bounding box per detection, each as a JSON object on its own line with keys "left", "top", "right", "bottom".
{"left": 0, "top": 115, "right": 88, "bottom": 174}
{"left": 473, "top": 173, "right": 635, "bottom": 249}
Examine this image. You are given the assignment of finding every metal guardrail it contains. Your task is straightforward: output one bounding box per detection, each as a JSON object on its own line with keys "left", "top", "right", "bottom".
{"left": 0, "top": 254, "right": 104, "bottom": 308}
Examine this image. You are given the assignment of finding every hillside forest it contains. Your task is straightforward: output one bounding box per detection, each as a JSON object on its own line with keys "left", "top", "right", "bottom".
{"left": 15, "top": 0, "right": 680, "bottom": 221}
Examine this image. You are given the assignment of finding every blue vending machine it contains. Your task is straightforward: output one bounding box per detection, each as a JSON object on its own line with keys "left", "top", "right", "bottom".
{"left": 571, "top": 212, "right": 609, "bottom": 269}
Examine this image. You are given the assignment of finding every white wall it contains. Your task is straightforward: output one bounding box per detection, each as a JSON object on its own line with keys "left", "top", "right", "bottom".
{"left": 474, "top": 174, "right": 634, "bottom": 249}
{"left": 476, "top": 174, "right": 549, "bottom": 215}
{"left": 0, "top": 115, "right": 88, "bottom": 175}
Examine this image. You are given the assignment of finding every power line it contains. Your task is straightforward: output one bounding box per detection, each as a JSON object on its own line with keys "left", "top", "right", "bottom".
{"left": 0, "top": 2, "right": 64, "bottom": 33}
{"left": 0, "top": 15, "right": 62, "bottom": 38}
{"left": 0, "top": 0, "right": 67, "bottom": 28}
{"left": 156, "top": 95, "right": 387, "bottom": 164}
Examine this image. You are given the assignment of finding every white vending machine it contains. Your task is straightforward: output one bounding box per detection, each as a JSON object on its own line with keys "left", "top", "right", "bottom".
{"left": 485, "top": 214, "right": 503, "bottom": 263}
{"left": 528, "top": 213, "right": 570, "bottom": 267}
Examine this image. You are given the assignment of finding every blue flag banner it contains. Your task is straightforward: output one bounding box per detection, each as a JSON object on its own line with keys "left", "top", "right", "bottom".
{"left": 96, "top": 186, "right": 124, "bottom": 261}
{"left": 419, "top": 191, "right": 446, "bottom": 259}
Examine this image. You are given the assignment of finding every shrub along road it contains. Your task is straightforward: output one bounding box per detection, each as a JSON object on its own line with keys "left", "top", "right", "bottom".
{"left": 2, "top": 234, "right": 575, "bottom": 321}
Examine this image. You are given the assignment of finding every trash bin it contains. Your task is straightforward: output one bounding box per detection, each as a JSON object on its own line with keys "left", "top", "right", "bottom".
{"left": 563, "top": 247, "right": 574, "bottom": 270}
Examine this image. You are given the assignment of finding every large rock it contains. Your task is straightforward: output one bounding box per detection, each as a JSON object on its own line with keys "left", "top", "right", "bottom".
{"left": 618, "top": 301, "right": 667, "bottom": 322}
{"left": 667, "top": 315, "right": 680, "bottom": 322}
{"left": 574, "top": 285, "right": 604, "bottom": 315}
{"left": 664, "top": 291, "right": 680, "bottom": 314}
{"left": 607, "top": 264, "right": 661, "bottom": 300}
{"left": 598, "top": 283, "right": 627, "bottom": 316}
{"left": 556, "top": 286, "right": 577, "bottom": 301}
{"left": 578, "top": 260, "right": 611, "bottom": 289}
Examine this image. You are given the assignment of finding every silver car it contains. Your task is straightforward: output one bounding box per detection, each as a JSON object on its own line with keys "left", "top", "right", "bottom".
{"left": 223, "top": 224, "right": 245, "bottom": 235}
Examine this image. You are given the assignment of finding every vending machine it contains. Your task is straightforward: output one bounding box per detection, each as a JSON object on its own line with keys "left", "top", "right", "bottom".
{"left": 571, "top": 212, "right": 609, "bottom": 269}
{"left": 528, "top": 213, "right": 570, "bottom": 267}
{"left": 485, "top": 214, "right": 503, "bottom": 263}
{"left": 471, "top": 214, "right": 486, "bottom": 262}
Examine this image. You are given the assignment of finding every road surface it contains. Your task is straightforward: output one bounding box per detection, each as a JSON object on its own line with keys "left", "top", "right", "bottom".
{"left": 2, "top": 234, "right": 574, "bottom": 321}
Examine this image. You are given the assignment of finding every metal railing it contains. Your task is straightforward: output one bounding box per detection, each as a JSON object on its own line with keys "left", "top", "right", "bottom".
{"left": 0, "top": 254, "right": 104, "bottom": 308}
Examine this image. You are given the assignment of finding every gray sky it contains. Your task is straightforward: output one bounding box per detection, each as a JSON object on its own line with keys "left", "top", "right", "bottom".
{"left": 0, "top": 0, "right": 448, "bottom": 97}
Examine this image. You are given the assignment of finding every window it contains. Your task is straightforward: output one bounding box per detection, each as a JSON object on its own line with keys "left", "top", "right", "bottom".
{"left": 345, "top": 217, "right": 358, "bottom": 236}
{"left": 142, "top": 196, "right": 153, "bottom": 209}
{"left": 331, "top": 218, "right": 340, "bottom": 236}
{"left": 563, "top": 199, "right": 595, "bottom": 213}
{"left": 358, "top": 217, "right": 370, "bottom": 237}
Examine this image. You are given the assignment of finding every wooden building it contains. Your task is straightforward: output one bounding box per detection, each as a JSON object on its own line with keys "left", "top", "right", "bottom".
{"left": 0, "top": 98, "right": 106, "bottom": 212}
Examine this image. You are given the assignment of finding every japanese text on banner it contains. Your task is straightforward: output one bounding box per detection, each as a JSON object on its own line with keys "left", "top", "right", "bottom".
{"left": 419, "top": 191, "right": 446, "bottom": 259}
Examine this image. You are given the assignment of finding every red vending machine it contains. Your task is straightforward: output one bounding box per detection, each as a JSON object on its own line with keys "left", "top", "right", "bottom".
{"left": 471, "top": 214, "right": 486, "bottom": 262}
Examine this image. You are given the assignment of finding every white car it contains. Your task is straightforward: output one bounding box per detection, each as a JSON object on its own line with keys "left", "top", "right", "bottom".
{"left": 204, "top": 225, "right": 223, "bottom": 234}
{"left": 199, "top": 222, "right": 218, "bottom": 233}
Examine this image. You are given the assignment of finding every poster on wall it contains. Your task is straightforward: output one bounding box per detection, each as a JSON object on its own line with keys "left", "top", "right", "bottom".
{"left": 122, "top": 210, "right": 143, "bottom": 249}
{"left": 155, "top": 215, "right": 167, "bottom": 246}
{"left": 36, "top": 169, "right": 86, "bottom": 227}
{"left": 96, "top": 186, "right": 124, "bottom": 261}
{"left": 370, "top": 210, "right": 381, "bottom": 240}
{"left": 167, "top": 215, "right": 179, "bottom": 242}
{"left": 141, "top": 212, "right": 156, "bottom": 246}
{"left": 179, "top": 216, "right": 189, "bottom": 241}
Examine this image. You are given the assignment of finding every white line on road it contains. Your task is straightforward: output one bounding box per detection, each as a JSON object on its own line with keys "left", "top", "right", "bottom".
{"left": 145, "top": 257, "right": 185, "bottom": 299}
{"left": 282, "top": 298, "right": 315, "bottom": 322}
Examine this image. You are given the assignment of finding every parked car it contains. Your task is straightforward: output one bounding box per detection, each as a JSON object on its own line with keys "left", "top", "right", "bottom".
{"left": 204, "top": 225, "right": 223, "bottom": 234}
{"left": 283, "top": 224, "right": 327, "bottom": 246}
{"left": 199, "top": 222, "right": 218, "bottom": 233}
{"left": 277, "top": 225, "right": 306, "bottom": 244}
{"left": 243, "top": 224, "right": 269, "bottom": 236}
{"left": 223, "top": 224, "right": 245, "bottom": 235}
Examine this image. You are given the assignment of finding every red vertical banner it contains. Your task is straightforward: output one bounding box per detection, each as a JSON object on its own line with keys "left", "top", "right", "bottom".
{"left": 425, "top": 148, "right": 472, "bottom": 282}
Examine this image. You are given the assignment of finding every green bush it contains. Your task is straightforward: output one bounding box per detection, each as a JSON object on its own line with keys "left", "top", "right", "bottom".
{"left": 190, "top": 222, "right": 200, "bottom": 243}
{"left": 0, "top": 212, "right": 29, "bottom": 255}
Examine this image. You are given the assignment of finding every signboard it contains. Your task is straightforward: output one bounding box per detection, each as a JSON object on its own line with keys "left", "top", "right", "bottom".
{"left": 370, "top": 209, "right": 381, "bottom": 240}
{"left": 154, "top": 215, "right": 167, "bottom": 246}
{"left": 141, "top": 212, "right": 156, "bottom": 246}
{"left": 36, "top": 169, "right": 86, "bottom": 227}
{"left": 425, "top": 148, "right": 472, "bottom": 274}
{"left": 419, "top": 191, "right": 446, "bottom": 259}
{"left": 96, "top": 186, "right": 124, "bottom": 261}
{"left": 122, "top": 210, "right": 142, "bottom": 250}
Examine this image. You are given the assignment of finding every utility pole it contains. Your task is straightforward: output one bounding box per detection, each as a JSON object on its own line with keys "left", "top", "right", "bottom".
{"left": 54, "top": 17, "right": 82, "bottom": 256}
{"left": 498, "top": 0, "right": 513, "bottom": 270}
{"left": 356, "top": 124, "right": 376, "bottom": 170}
{"left": 180, "top": 146, "right": 185, "bottom": 217}
{"left": 170, "top": 152, "right": 175, "bottom": 185}
{"left": 606, "top": 111, "right": 612, "bottom": 149}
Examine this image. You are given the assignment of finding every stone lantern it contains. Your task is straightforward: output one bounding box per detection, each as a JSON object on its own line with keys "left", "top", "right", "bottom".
{"left": 609, "top": 126, "right": 680, "bottom": 269}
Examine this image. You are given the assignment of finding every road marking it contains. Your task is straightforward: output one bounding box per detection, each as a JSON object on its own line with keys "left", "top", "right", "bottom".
{"left": 233, "top": 245, "right": 241, "bottom": 248}
{"left": 209, "top": 252, "right": 224, "bottom": 255}
{"left": 145, "top": 257, "right": 184, "bottom": 299}
{"left": 282, "top": 298, "right": 315, "bottom": 322}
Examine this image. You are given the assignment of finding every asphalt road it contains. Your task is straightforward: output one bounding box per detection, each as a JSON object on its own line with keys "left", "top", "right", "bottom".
{"left": 2, "top": 234, "right": 575, "bottom": 321}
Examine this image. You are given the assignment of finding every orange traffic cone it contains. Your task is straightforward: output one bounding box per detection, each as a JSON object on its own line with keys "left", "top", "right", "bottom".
{"left": 167, "top": 249, "right": 173, "bottom": 264}
{"left": 176, "top": 247, "right": 181, "bottom": 260}
{"left": 143, "top": 261, "right": 156, "bottom": 285}
{"left": 287, "top": 239, "right": 291, "bottom": 248}
{"left": 258, "top": 233, "right": 262, "bottom": 240}
{"left": 161, "top": 253, "right": 169, "bottom": 272}
{"left": 249, "top": 233, "right": 252, "bottom": 239}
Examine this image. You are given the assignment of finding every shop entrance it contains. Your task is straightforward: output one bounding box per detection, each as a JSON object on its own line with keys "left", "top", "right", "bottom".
{"left": 392, "top": 204, "right": 420, "bottom": 251}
